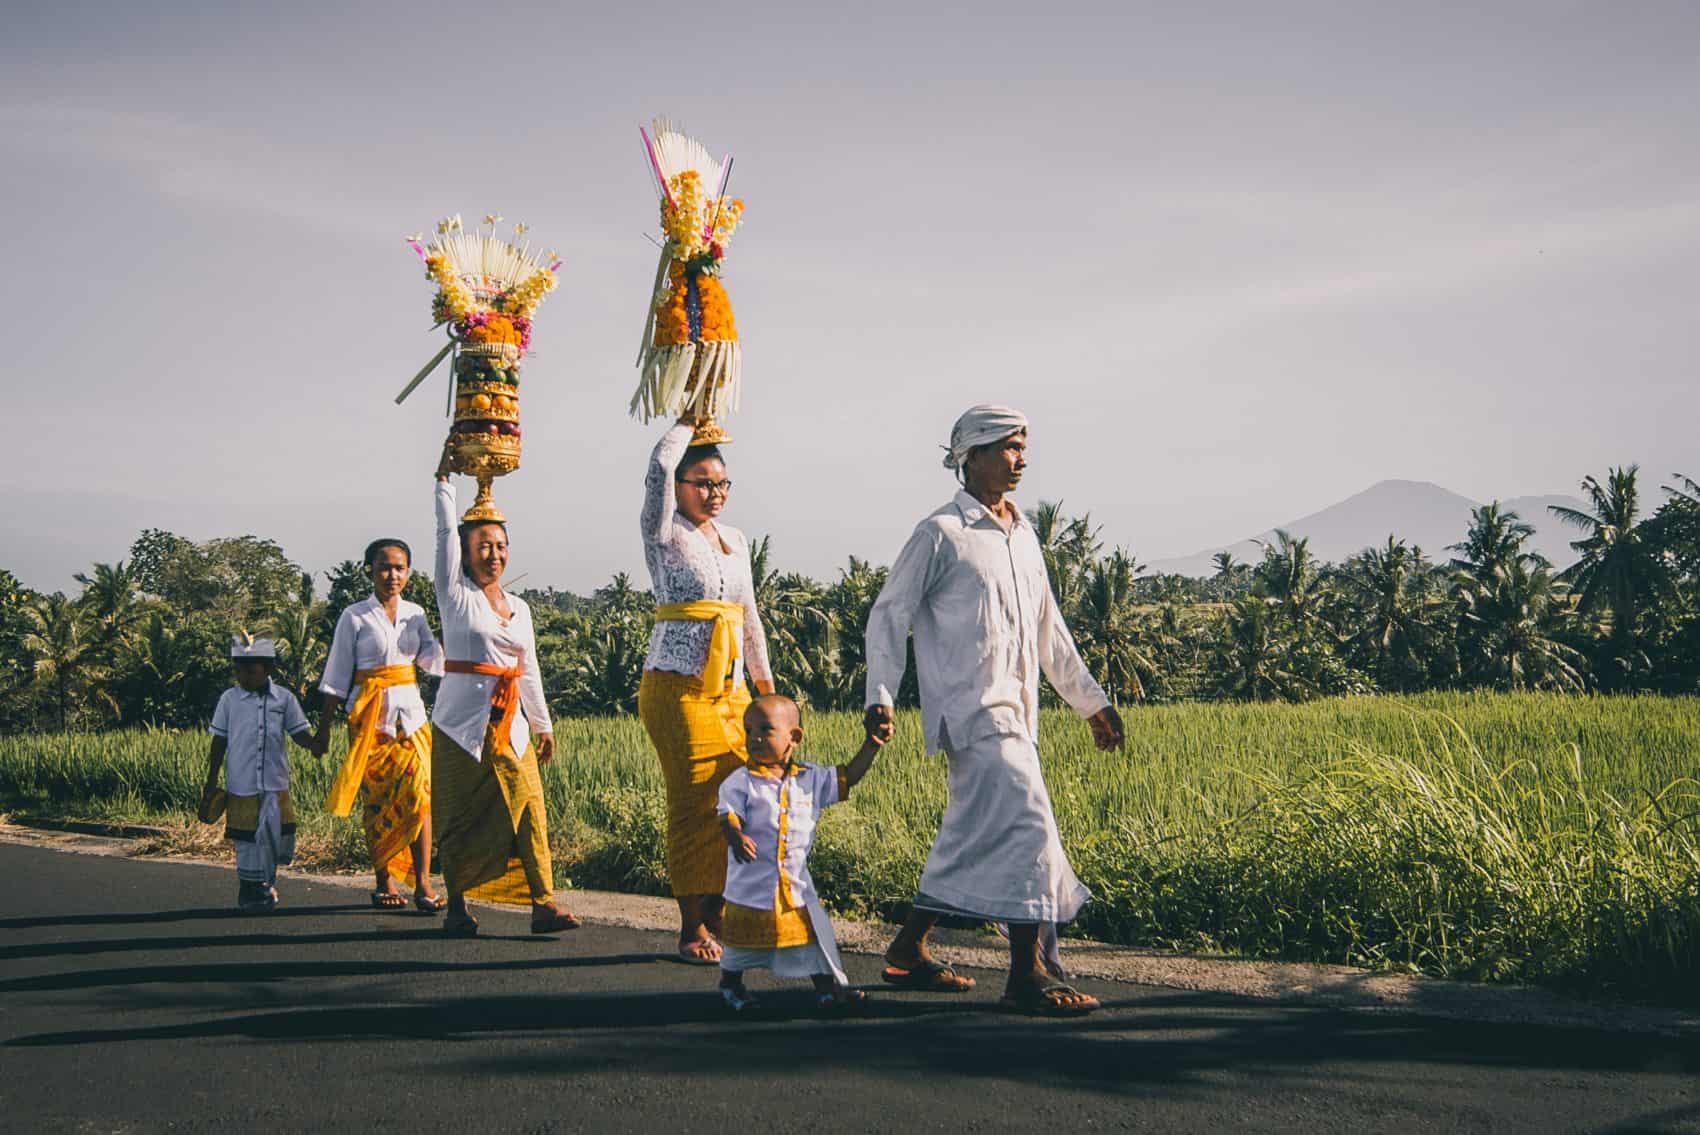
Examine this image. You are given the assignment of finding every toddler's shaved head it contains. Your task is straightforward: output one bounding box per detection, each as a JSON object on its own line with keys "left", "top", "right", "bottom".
{"left": 746, "top": 693, "right": 800, "bottom": 730}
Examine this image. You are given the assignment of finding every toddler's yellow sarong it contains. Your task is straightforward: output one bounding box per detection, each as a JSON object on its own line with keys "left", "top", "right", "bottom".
{"left": 323, "top": 663, "right": 430, "bottom": 880}
{"left": 638, "top": 667, "right": 751, "bottom": 897}
{"left": 430, "top": 721, "right": 553, "bottom": 906}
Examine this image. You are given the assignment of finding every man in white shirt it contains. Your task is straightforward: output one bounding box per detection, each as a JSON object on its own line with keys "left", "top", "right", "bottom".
{"left": 864, "top": 404, "right": 1126, "bottom": 1016}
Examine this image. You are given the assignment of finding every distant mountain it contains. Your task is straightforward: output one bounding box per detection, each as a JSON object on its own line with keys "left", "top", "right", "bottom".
{"left": 1147, "top": 480, "right": 1587, "bottom": 578}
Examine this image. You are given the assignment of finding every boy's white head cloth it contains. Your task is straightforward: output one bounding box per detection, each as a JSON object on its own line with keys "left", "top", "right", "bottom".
{"left": 942, "top": 404, "right": 1028, "bottom": 470}
{"left": 230, "top": 633, "right": 277, "bottom": 660}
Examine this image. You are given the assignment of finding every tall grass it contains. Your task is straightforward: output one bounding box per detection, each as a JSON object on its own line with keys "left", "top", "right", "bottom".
{"left": 2, "top": 692, "right": 1696, "bottom": 1001}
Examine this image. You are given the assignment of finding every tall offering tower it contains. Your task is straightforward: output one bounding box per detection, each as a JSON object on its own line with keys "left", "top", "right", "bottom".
{"left": 630, "top": 120, "right": 745, "bottom": 445}
{"left": 398, "top": 215, "right": 562, "bottom": 522}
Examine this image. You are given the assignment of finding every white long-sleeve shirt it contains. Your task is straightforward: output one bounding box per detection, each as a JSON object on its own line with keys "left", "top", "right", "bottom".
{"left": 433, "top": 480, "right": 552, "bottom": 761}
{"left": 864, "top": 490, "right": 1109, "bottom": 753}
{"left": 318, "top": 595, "right": 444, "bottom": 738}
{"left": 640, "top": 422, "right": 772, "bottom": 686}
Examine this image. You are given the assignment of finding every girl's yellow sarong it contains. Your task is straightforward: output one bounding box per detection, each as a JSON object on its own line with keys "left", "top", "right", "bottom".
{"left": 638, "top": 667, "right": 751, "bottom": 897}
{"left": 430, "top": 720, "right": 553, "bottom": 906}
{"left": 360, "top": 732, "right": 430, "bottom": 881}
{"left": 324, "top": 663, "right": 431, "bottom": 880}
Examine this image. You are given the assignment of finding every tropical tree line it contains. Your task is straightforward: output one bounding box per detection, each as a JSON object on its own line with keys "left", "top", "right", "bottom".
{"left": 2, "top": 466, "right": 1695, "bottom": 732}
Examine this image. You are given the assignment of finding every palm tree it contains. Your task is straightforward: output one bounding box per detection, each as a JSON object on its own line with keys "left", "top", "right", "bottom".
{"left": 1028, "top": 501, "right": 1100, "bottom": 618}
{"left": 1550, "top": 466, "right": 1673, "bottom": 683}
{"left": 1454, "top": 558, "right": 1586, "bottom": 691}
{"left": 1342, "top": 537, "right": 1437, "bottom": 692}
{"left": 1257, "top": 531, "right": 1327, "bottom": 631}
{"left": 267, "top": 573, "right": 328, "bottom": 696}
{"left": 21, "top": 594, "right": 116, "bottom": 729}
{"left": 749, "top": 536, "right": 840, "bottom": 706}
{"left": 116, "top": 611, "right": 205, "bottom": 726}
{"left": 1449, "top": 503, "right": 1545, "bottom": 583}
{"left": 1211, "top": 595, "right": 1318, "bottom": 702}
{"left": 1074, "top": 549, "right": 1159, "bottom": 703}
{"left": 74, "top": 561, "right": 143, "bottom": 647}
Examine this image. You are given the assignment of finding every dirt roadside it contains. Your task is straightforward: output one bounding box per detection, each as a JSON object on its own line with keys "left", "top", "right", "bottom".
{"left": 4, "top": 817, "right": 1694, "bottom": 1037}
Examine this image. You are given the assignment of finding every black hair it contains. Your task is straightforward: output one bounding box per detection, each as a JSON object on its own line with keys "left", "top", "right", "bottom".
{"left": 457, "top": 520, "right": 509, "bottom": 577}
{"left": 364, "top": 538, "right": 412, "bottom": 569}
{"left": 675, "top": 443, "right": 725, "bottom": 479}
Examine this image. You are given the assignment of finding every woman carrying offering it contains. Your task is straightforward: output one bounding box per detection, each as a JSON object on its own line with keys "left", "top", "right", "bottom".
{"left": 638, "top": 418, "right": 775, "bottom": 964}
{"left": 431, "top": 448, "right": 578, "bottom": 936}
{"left": 315, "top": 538, "right": 446, "bottom": 912}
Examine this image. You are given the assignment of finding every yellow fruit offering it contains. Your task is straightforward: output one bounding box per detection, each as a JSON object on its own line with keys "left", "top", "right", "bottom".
{"left": 472, "top": 393, "right": 492, "bottom": 412}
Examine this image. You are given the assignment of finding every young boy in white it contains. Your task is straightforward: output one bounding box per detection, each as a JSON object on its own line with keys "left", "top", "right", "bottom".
{"left": 715, "top": 694, "right": 891, "bottom": 1011}
{"left": 200, "top": 636, "right": 320, "bottom": 911}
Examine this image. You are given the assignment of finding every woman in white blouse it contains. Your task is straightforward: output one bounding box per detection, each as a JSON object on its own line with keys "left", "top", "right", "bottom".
{"left": 637, "top": 418, "right": 775, "bottom": 964}
{"left": 315, "top": 538, "right": 446, "bottom": 913}
{"left": 431, "top": 453, "right": 578, "bottom": 937}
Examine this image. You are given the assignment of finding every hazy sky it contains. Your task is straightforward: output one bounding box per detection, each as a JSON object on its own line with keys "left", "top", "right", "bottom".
{"left": 3, "top": 1, "right": 1697, "bottom": 594}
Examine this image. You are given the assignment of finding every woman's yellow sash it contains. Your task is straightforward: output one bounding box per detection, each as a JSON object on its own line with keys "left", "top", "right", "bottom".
{"left": 324, "top": 663, "right": 419, "bottom": 816}
{"left": 654, "top": 600, "right": 743, "bottom": 697}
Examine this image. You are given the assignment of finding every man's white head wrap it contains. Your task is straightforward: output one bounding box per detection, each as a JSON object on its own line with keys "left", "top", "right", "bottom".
{"left": 942, "top": 404, "right": 1028, "bottom": 472}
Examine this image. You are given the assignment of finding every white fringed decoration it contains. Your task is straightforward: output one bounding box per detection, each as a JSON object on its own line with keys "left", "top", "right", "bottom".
{"left": 631, "top": 339, "right": 742, "bottom": 423}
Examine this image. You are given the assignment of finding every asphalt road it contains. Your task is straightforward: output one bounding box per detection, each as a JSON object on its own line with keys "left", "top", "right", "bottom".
{"left": 1, "top": 843, "right": 1696, "bottom": 1134}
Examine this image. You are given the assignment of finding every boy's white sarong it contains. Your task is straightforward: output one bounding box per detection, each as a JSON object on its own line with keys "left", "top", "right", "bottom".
{"left": 720, "top": 894, "right": 849, "bottom": 985}
{"left": 913, "top": 729, "right": 1088, "bottom": 917}
{"left": 233, "top": 791, "right": 296, "bottom": 885}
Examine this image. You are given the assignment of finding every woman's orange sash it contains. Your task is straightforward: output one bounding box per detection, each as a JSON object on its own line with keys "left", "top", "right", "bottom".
{"left": 324, "top": 663, "right": 419, "bottom": 816}
{"left": 445, "top": 659, "right": 524, "bottom": 754}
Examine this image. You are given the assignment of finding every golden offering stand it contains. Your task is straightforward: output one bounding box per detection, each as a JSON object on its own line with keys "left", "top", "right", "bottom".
{"left": 446, "top": 341, "right": 523, "bottom": 523}
{"left": 689, "top": 414, "right": 730, "bottom": 447}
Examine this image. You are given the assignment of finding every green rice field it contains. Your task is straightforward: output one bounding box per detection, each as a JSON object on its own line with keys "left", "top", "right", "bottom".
{"left": 3, "top": 691, "right": 1697, "bottom": 1002}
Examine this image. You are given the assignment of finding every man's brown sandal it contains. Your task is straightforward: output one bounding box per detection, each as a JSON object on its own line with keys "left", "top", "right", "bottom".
{"left": 1000, "top": 981, "right": 1100, "bottom": 1017}
{"left": 371, "top": 891, "right": 407, "bottom": 911}
{"left": 880, "top": 959, "right": 976, "bottom": 992}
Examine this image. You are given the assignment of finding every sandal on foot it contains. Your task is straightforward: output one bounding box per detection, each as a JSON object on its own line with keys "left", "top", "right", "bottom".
{"left": 880, "top": 959, "right": 975, "bottom": 992}
{"left": 443, "top": 914, "right": 479, "bottom": 937}
{"left": 530, "top": 909, "right": 582, "bottom": 935}
{"left": 371, "top": 891, "right": 407, "bottom": 910}
{"left": 677, "top": 936, "right": 722, "bottom": 965}
{"left": 815, "top": 988, "right": 868, "bottom": 1014}
{"left": 413, "top": 892, "right": 447, "bottom": 914}
{"left": 720, "top": 985, "right": 760, "bottom": 1013}
{"left": 1000, "top": 981, "right": 1100, "bottom": 1018}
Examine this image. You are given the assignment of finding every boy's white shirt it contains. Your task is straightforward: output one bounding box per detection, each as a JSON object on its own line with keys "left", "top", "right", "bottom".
{"left": 210, "top": 680, "right": 308, "bottom": 795}
{"left": 715, "top": 761, "right": 842, "bottom": 911}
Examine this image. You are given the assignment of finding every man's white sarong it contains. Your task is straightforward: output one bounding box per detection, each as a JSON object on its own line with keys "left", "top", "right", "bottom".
{"left": 913, "top": 728, "right": 1088, "bottom": 925}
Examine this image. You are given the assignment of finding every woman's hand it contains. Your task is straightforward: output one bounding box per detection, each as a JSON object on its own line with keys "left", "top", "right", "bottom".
{"left": 436, "top": 438, "right": 454, "bottom": 481}
{"left": 536, "top": 733, "right": 555, "bottom": 764}
{"left": 732, "top": 833, "right": 758, "bottom": 863}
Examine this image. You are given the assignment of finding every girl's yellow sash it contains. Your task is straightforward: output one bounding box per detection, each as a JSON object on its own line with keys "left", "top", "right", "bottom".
{"left": 654, "top": 600, "right": 743, "bottom": 697}
{"left": 324, "top": 663, "right": 419, "bottom": 816}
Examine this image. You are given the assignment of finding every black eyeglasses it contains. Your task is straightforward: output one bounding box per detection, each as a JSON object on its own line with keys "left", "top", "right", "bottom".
{"left": 679, "top": 478, "right": 733, "bottom": 495}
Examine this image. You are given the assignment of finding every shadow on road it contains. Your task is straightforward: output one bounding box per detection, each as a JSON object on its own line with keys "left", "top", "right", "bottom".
{"left": 0, "top": 903, "right": 379, "bottom": 930}
{"left": 0, "top": 925, "right": 554, "bottom": 962}
{"left": 0, "top": 952, "right": 667, "bottom": 993}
